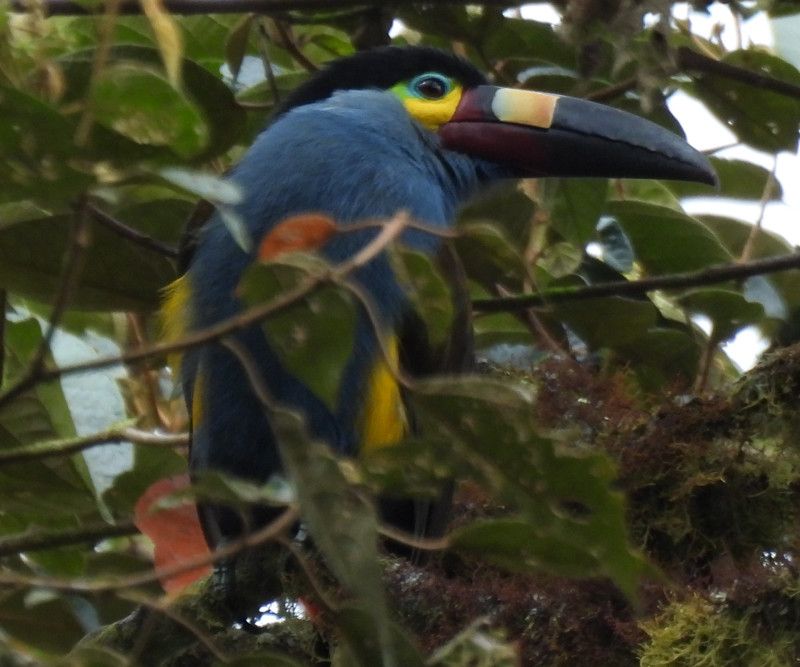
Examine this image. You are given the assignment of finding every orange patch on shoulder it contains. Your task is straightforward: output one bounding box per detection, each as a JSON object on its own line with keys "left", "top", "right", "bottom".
{"left": 258, "top": 213, "right": 337, "bottom": 261}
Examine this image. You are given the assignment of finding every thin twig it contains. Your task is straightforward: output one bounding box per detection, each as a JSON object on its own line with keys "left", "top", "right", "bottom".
{"left": 0, "top": 506, "right": 299, "bottom": 593}
{"left": 677, "top": 46, "right": 800, "bottom": 100}
{"left": 119, "top": 591, "right": 230, "bottom": 663}
{"left": 739, "top": 158, "right": 776, "bottom": 264}
{"left": 272, "top": 17, "right": 319, "bottom": 72}
{"left": 0, "top": 427, "right": 188, "bottom": 466}
{"left": 0, "top": 213, "right": 412, "bottom": 407}
{"left": 87, "top": 204, "right": 179, "bottom": 259}
{"left": 10, "top": 0, "right": 515, "bottom": 16}
{"left": 472, "top": 251, "right": 800, "bottom": 314}
{"left": 256, "top": 17, "right": 282, "bottom": 105}
{"left": 1, "top": 205, "right": 92, "bottom": 406}
{"left": 378, "top": 523, "right": 450, "bottom": 552}
{"left": 0, "top": 520, "right": 138, "bottom": 558}
{"left": 0, "top": 289, "right": 6, "bottom": 390}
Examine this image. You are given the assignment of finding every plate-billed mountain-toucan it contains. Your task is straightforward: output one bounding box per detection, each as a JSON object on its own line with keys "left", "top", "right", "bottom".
{"left": 163, "top": 46, "right": 715, "bottom": 552}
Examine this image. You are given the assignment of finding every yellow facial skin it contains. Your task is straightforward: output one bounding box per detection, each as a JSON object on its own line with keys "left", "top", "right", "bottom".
{"left": 391, "top": 74, "right": 463, "bottom": 130}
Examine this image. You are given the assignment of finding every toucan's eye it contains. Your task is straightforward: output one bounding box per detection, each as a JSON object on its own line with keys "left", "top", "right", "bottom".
{"left": 410, "top": 73, "right": 452, "bottom": 100}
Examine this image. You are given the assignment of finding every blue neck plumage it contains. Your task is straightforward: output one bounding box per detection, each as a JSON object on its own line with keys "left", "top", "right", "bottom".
{"left": 190, "top": 89, "right": 505, "bottom": 325}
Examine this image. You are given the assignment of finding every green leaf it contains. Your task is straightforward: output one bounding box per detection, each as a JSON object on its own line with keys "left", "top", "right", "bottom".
{"left": 270, "top": 408, "right": 403, "bottom": 666}
{"left": 92, "top": 63, "right": 208, "bottom": 158}
{"left": 225, "top": 14, "right": 255, "bottom": 81}
{"left": 428, "top": 618, "right": 519, "bottom": 666}
{"left": 0, "top": 210, "right": 176, "bottom": 311}
{"left": 239, "top": 255, "right": 356, "bottom": 411}
{"left": 0, "top": 85, "right": 93, "bottom": 207}
{"left": 604, "top": 201, "right": 732, "bottom": 274}
{"left": 336, "top": 605, "right": 425, "bottom": 667}
{"left": 411, "top": 376, "right": 651, "bottom": 599}
{"left": 689, "top": 49, "right": 800, "bottom": 152}
{"left": 538, "top": 241, "right": 582, "bottom": 278}
{"left": 0, "top": 589, "right": 86, "bottom": 654}
{"left": 159, "top": 166, "right": 242, "bottom": 205}
{"left": 553, "top": 291, "right": 659, "bottom": 350}
{"left": 454, "top": 223, "right": 525, "bottom": 291}
{"left": 390, "top": 248, "right": 454, "bottom": 348}
{"left": 701, "top": 214, "right": 800, "bottom": 311}
{"left": 668, "top": 158, "right": 782, "bottom": 201}
{"left": 549, "top": 178, "right": 609, "bottom": 246}
{"left": 102, "top": 446, "right": 186, "bottom": 514}
{"left": 59, "top": 45, "right": 246, "bottom": 162}
{"left": 678, "top": 288, "right": 765, "bottom": 342}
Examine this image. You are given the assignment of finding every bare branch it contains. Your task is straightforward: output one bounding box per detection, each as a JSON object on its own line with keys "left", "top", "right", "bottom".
{"left": 87, "top": 203, "right": 179, "bottom": 259}
{"left": 0, "top": 206, "right": 92, "bottom": 407}
{"left": 0, "top": 506, "right": 299, "bottom": 593}
{"left": 10, "top": 0, "right": 515, "bottom": 16}
{"left": 0, "top": 520, "right": 138, "bottom": 558}
{"left": 0, "top": 427, "right": 188, "bottom": 466}
{"left": 0, "top": 213, "right": 413, "bottom": 405}
{"left": 472, "top": 252, "right": 800, "bottom": 313}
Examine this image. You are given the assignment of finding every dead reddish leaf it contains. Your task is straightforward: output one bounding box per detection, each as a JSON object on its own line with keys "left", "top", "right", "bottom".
{"left": 258, "top": 212, "right": 337, "bottom": 261}
{"left": 134, "top": 474, "right": 211, "bottom": 593}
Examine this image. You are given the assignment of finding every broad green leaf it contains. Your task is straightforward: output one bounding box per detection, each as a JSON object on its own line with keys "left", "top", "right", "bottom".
{"left": 454, "top": 223, "right": 525, "bottom": 291}
{"left": 390, "top": 248, "right": 454, "bottom": 348}
{"left": 617, "top": 327, "right": 701, "bottom": 390}
{"left": 102, "top": 446, "right": 187, "bottom": 514}
{"left": 690, "top": 49, "right": 800, "bottom": 152}
{"left": 159, "top": 167, "right": 242, "bottom": 205}
{"left": 236, "top": 71, "right": 310, "bottom": 109}
{"left": 270, "top": 408, "right": 400, "bottom": 666}
{"left": 92, "top": 63, "right": 207, "bottom": 158}
{"left": 553, "top": 292, "right": 659, "bottom": 350}
{"left": 0, "top": 211, "right": 176, "bottom": 311}
{"left": 549, "top": 178, "right": 609, "bottom": 246}
{"left": 216, "top": 653, "right": 307, "bottom": 667}
{"left": 429, "top": 619, "right": 518, "bottom": 666}
{"left": 336, "top": 605, "right": 425, "bottom": 667}
{"left": 604, "top": 201, "right": 732, "bottom": 274}
{"left": 0, "top": 85, "right": 93, "bottom": 206}
{"left": 239, "top": 255, "right": 356, "bottom": 411}
{"left": 678, "top": 288, "right": 765, "bottom": 342}
{"left": 411, "top": 376, "right": 651, "bottom": 599}
{"left": 59, "top": 45, "right": 246, "bottom": 162}
{"left": 701, "top": 214, "right": 800, "bottom": 311}
{"left": 482, "top": 17, "right": 575, "bottom": 68}
{"left": 225, "top": 14, "right": 255, "bottom": 81}
{"left": 0, "top": 589, "right": 86, "bottom": 655}
{"left": 538, "top": 241, "right": 582, "bottom": 278}
{"left": 668, "top": 158, "right": 782, "bottom": 201}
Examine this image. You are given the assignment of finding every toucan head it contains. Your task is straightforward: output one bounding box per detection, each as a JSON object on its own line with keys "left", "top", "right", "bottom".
{"left": 276, "top": 46, "right": 716, "bottom": 186}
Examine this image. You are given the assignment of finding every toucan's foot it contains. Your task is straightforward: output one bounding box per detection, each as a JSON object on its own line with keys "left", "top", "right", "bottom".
{"left": 211, "top": 559, "right": 265, "bottom": 634}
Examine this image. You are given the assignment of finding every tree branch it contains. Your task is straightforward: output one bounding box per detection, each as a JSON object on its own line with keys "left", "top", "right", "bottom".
{"left": 0, "top": 213, "right": 413, "bottom": 406}
{"left": 10, "top": 0, "right": 516, "bottom": 16}
{"left": 472, "top": 252, "right": 800, "bottom": 313}
{"left": 87, "top": 204, "right": 179, "bottom": 260}
{"left": 0, "top": 520, "right": 138, "bottom": 558}
{"left": 0, "top": 506, "right": 299, "bottom": 593}
{"left": 0, "top": 427, "right": 188, "bottom": 466}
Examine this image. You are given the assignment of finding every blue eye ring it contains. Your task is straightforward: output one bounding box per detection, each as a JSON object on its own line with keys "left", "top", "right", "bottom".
{"left": 409, "top": 73, "right": 452, "bottom": 100}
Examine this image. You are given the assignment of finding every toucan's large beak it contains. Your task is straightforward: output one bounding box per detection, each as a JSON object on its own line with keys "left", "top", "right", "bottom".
{"left": 439, "top": 86, "right": 716, "bottom": 185}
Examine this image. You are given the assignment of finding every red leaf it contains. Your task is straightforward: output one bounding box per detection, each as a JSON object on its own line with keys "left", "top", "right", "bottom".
{"left": 258, "top": 213, "right": 337, "bottom": 261}
{"left": 134, "top": 474, "right": 211, "bottom": 593}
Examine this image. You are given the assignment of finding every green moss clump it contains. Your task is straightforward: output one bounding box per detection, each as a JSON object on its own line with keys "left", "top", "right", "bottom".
{"left": 640, "top": 592, "right": 798, "bottom": 667}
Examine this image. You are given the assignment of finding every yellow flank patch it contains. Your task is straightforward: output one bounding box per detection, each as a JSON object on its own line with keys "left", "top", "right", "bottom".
{"left": 402, "top": 84, "right": 463, "bottom": 130}
{"left": 492, "top": 88, "right": 559, "bottom": 129}
{"left": 360, "top": 336, "right": 408, "bottom": 454}
{"left": 160, "top": 274, "right": 192, "bottom": 374}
